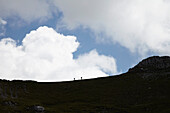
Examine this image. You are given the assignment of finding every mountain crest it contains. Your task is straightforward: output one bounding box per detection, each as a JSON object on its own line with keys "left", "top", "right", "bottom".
{"left": 128, "top": 56, "right": 170, "bottom": 73}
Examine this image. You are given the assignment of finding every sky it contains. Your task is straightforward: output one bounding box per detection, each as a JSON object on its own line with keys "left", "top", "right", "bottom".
{"left": 0, "top": 0, "right": 170, "bottom": 82}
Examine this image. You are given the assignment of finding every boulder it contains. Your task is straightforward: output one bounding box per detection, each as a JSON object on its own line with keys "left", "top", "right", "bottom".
{"left": 27, "top": 105, "right": 45, "bottom": 112}
{"left": 34, "top": 105, "right": 45, "bottom": 112}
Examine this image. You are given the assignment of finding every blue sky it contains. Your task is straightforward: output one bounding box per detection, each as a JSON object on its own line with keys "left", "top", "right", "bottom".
{"left": 0, "top": 0, "right": 169, "bottom": 81}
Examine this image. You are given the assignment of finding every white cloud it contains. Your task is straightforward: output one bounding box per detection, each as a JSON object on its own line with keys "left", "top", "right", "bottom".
{"left": 0, "top": 26, "right": 117, "bottom": 82}
{"left": 0, "top": 17, "right": 7, "bottom": 36}
{"left": 53, "top": 0, "right": 170, "bottom": 55}
{"left": 0, "top": 0, "right": 54, "bottom": 23}
{"left": 0, "top": 17, "right": 7, "bottom": 25}
{"left": 1, "top": 0, "right": 169, "bottom": 56}
{"left": 76, "top": 50, "right": 117, "bottom": 74}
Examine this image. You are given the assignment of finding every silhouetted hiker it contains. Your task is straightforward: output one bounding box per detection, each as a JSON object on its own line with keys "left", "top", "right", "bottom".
{"left": 81, "top": 77, "right": 82, "bottom": 80}
{"left": 74, "top": 78, "right": 75, "bottom": 81}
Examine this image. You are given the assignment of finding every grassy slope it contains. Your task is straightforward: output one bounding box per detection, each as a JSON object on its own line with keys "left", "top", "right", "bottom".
{"left": 0, "top": 72, "right": 170, "bottom": 113}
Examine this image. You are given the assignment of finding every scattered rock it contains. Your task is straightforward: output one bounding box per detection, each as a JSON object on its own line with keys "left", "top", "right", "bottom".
{"left": 34, "top": 106, "right": 45, "bottom": 112}
{"left": 2, "top": 101, "right": 17, "bottom": 106}
{"left": 27, "top": 105, "right": 45, "bottom": 112}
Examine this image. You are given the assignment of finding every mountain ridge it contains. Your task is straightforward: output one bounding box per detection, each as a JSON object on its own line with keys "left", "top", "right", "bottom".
{"left": 0, "top": 56, "right": 169, "bottom": 113}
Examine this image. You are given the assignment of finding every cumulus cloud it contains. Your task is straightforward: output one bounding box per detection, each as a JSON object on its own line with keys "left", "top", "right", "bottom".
{"left": 53, "top": 0, "right": 170, "bottom": 55}
{"left": 0, "top": 17, "right": 7, "bottom": 36}
{"left": 0, "top": 26, "right": 117, "bottom": 82}
{"left": 0, "top": 0, "right": 54, "bottom": 23}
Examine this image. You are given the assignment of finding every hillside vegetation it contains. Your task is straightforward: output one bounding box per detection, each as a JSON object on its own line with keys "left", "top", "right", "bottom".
{"left": 0, "top": 56, "right": 170, "bottom": 113}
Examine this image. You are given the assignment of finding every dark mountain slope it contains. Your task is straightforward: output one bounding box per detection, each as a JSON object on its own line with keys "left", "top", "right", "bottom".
{"left": 129, "top": 56, "right": 170, "bottom": 73}
{"left": 0, "top": 56, "right": 170, "bottom": 113}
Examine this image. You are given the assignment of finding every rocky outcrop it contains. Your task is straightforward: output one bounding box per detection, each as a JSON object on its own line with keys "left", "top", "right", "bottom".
{"left": 128, "top": 56, "right": 170, "bottom": 73}
{"left": 0, "top": 81, "right": 28, "bottom": 99}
